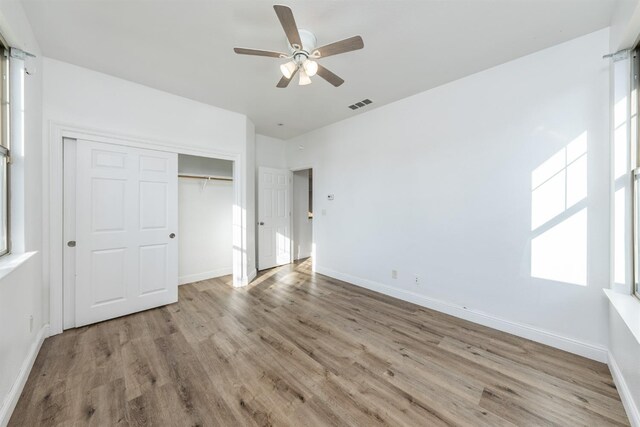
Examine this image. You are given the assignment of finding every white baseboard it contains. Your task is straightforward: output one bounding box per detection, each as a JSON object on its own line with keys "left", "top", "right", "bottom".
{"left": 609, "top": 351, "right": 640, "bottom": 427}
{"left": 233, "top": 268, "right": 258, "bottom": 288}
{"left": 295, "top": 251, "right": 312, "bottom": 261}
{"left": 316, "top": 266, "right": 608, "bottom": 363}
{"left": 242, "top": 268, "right": 257, "bottom": 286}
{"left": 0, "top": 324, "right": 49, "bottom": 427}
{"left": 179, "top": 268, "right": 232, "bottom": 285}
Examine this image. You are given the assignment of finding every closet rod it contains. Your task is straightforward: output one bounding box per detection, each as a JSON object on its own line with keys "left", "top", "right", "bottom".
{"left": 178, "top": 174, "right": 233, "bottom": 182}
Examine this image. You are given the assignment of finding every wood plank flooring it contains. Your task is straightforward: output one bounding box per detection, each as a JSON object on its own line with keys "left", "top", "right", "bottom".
{"left": 10, "top": 258, "right": 629, "bottom": 426}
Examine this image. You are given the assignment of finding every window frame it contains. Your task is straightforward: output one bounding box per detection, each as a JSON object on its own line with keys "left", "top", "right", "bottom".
{"left": 0, "top": 35, "right": 10, "bottom": 258}
{"left": 634, "top": 168, "right": 640, "bottom": 299}
{"left": 632, "top": 47, "right": 640, "bottom": 299}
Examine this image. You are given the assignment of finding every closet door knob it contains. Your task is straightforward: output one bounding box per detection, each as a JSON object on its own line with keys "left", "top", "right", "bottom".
{"left": 169, "top": 233, "right": 176, "bottom": 239}
{"left": 259, "top": 222, "right": 264, "bottom": 226}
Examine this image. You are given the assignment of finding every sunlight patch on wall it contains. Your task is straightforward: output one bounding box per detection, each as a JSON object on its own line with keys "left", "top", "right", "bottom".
{"left": 613, "top": 93, "right": 629, "bottom": 200}
{"left": 530, "top": 132, "right": 587, "bottom": 286}
{"left": 614, "top": 122, "right": 627, "bottom": 180}
{"left": 531, "top": 132, "right": 587, "bottom": 230}
{"left": 612, "top": 91, "right": 629, "bottom": 287}
{"left": 531, "top": 209, "right": 587, "bottom": 286}
{"left": 232, "top": 202, "right": 246, "bottom": 287}
{"left": 614, "top": 188, "right": 626, "bottom": 285}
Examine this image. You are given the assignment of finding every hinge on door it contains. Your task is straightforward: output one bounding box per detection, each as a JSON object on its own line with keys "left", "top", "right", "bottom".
{"left": 5, "top": 156, "right": 11, "bottom": 165}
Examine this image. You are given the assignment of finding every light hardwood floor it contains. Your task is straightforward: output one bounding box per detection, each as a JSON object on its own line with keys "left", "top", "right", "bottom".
{"left": 10, "top": 259, "right": 629, "bottom": 426}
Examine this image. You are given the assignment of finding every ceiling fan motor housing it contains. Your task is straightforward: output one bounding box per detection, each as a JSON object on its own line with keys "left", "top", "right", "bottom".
{"left": 290, "top": 29, "right": 317, "bottom": 60}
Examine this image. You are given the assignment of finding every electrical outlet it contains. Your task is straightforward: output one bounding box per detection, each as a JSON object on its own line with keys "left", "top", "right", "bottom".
{"left": 415, "top": 275, "right": 420, "bottom": 285}
{"left": 391, "top": 270, "right": 398, "bottom": 279}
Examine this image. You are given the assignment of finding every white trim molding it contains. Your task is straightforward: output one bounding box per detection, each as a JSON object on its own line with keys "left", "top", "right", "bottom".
{"left": 609, "top": 351, "right": 640, "bottom": 427}
{"left": 604, "top": 289, "right": 640, "bottom": 344}
{"left": 0, "top": 324, "right": 49, "bottom": 427}
{"left": 241, "top": 268, "right": 257, "bottom": 287}
{"left": 179, "top": 268, "right": 233, "bottom": 285}
{"left": 316, "top": 266, "right": 608, "bottom": 363}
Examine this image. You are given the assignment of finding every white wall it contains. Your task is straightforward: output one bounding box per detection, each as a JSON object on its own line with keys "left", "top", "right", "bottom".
{"left": 610, "top": 0, "right": 640, "bottom": 50}
{"left": 0, "top": 254, "right": 44, "bottom": 425}
{"left": 293, "top": 169, "right": 313, "bottom": 260}
{"left": 178, "top": 154, "right": 233, "bottom": 178}
{"left": 178, "top": 178, "right": 233, "bottom": 284}
{"left": 42, "top": 58, "right": 248, "bottom": 152}
{"left": 256, "top": 134, "right": 287, "bottom": 168}
{"left": 287, "top": 29, "right": 611, "bottom": 360}
{"left": 0, "top": 0, "right": 46, "bottom": 424}
{"left": 610, "top": 307, "right": 640, "bottom": 425}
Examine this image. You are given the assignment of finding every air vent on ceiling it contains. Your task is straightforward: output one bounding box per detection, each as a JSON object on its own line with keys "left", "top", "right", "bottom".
{"left": 348, "top": 99, "right": 372, "bottom": 110}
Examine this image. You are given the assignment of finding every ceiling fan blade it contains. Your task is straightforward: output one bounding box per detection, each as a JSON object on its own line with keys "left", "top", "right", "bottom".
{"left": 316, "top": 64, "right": 344, "bottom": 87}
{"left": 313, "top": 36, "right": 364, "bottom": 58}
{"left": 276, "top": 67, "right": 299, "bottom": 88}
{"left": 233, "top": 47, "right": 287, "bottom": 58}
{"left": 273, "top": 5, "right": 302, "bottom": 49}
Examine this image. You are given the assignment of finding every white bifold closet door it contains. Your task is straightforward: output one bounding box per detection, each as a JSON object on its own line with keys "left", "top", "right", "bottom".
{"left": 74, "top": 139, "right": 178, "bottom": 327}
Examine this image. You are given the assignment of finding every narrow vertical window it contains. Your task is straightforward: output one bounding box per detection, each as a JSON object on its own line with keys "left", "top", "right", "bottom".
{"left": 633, "top": 47, "right": 640, "bottom": 298}
{"left": 0, "top": 40, "right": 10, "bottom": 256}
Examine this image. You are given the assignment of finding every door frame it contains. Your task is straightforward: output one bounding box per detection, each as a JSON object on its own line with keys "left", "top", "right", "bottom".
{"left": 290, "top": 165, "right": 315, "bottom": 270}
{"left": 62, "top": 137, "right": 76, "bottom": 329}
{"left": 257, "top": 166, "right": 293, "bottom": 270}
{"left": 49, "top": 122, "right": 250, "bottom": 335}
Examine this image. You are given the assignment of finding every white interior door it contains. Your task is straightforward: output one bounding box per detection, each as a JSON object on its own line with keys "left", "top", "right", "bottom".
{"left": 258, "top": 167, "right": 292, "bottom": 270}
{"left": 73, "top": 139, "right": 178, "bottom": 327}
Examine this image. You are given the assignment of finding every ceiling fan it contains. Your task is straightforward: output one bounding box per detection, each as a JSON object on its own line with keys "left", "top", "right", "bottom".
{"left": 233, "top": 5, "right": 364, "bottom": 88}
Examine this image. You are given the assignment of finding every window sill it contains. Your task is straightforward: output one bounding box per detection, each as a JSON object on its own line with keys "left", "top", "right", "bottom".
{"left": 604, "top": 288, "right": 640, "bottom": 345}
{"left": 0, "top": 251, "right": 37, "bottom": 281}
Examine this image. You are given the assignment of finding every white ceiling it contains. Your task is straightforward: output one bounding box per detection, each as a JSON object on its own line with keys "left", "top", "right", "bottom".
{"left": 21, "top": 0, "right": 615, "bottom": 139}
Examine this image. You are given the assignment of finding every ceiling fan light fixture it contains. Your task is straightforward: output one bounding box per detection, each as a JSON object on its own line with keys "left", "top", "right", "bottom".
{"left": 280, "top": 61, "right": 297, "bottom": 79}
{"left": 303, "top": 59, "right": 318, "bottom": 77}
{"left": 233, "top": 5, "right": 363, "bottom": 88}
{"left": 298, "top": 69, "right": 312, "bottom": 86}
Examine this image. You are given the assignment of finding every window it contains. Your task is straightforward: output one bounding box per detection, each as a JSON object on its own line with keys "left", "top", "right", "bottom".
{"left": 0, "top": 40, "right": 9, "bottom": 256}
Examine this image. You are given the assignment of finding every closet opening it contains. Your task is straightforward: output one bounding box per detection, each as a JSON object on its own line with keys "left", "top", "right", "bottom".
{"left": 178, "top": 154, "right": 234, "bottom": 286}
